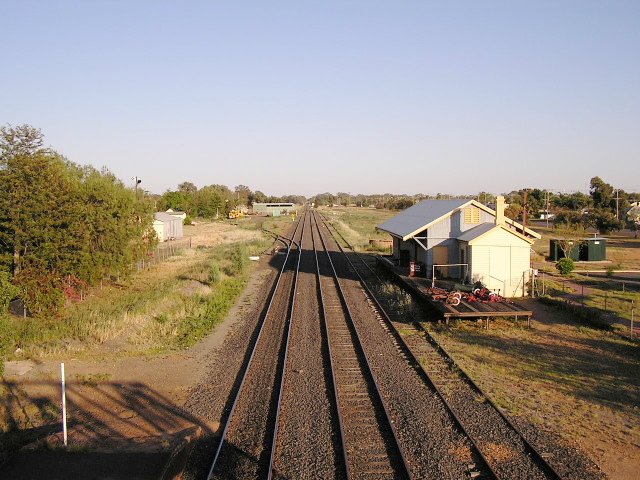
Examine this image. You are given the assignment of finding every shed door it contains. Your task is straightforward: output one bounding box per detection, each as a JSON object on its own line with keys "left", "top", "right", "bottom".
{"left": 433, "top": 246, "right": 449, "bottom": 277}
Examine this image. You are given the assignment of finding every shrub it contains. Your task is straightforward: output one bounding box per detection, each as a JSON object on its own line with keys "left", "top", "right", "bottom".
{"left": 605, "top": 266, "right": 615, "bottom": 277}
{"left": 0, "top": 272, "right": 19, "bottom": 311}
{"left": 209, "top": 262, "right": 222, "bottom": 284}
{"left": 183, "top": 216, "right": 193, "bottom": 225}
{"left": 556, "top": 257, "right": 575, "bottom": 275}
{"left": 13, "top": 269, "right": 65, "bottom": 317}
{"left": 226, "top": 244, "right": 248, "bottom": 276}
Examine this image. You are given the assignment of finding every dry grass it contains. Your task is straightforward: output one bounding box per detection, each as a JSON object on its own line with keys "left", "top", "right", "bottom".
{"left": 1, "top": 219, "right": 287, "bottom": 362}
{"left": 428, "top": 313, "right": 640, "bottom": 472}
{"left": 319, "top": 206, "right": 395, "bottom": 251}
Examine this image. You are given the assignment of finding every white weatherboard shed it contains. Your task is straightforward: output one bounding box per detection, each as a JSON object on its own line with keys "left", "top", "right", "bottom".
{"left": 377, "top": 197, "right": 540, "bottom": 297}
{"left": 153, "top": 212, "right": 184, "bottom": 242}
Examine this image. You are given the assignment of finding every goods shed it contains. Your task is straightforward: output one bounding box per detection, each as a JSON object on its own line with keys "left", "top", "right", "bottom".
{"left": 377, "top": 196, "right": 540, "bottom": 297}
{"left": 252, "top": 202, "right": 295, "bottom": 216}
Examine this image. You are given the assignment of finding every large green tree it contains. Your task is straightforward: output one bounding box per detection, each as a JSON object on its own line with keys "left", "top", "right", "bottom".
{"left": 0, "top": 124, "right": 155, "bottom": 316}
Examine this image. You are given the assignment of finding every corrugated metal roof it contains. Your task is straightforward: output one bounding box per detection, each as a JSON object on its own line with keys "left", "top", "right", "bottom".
{"left": 456, "top": 222, "right": 496, "bottom": 242}
{"left": 155, "top": 212, "right": 180, "bottom": 222}
{"left": 376, "top": 199, "right": 471, "bottom": 239}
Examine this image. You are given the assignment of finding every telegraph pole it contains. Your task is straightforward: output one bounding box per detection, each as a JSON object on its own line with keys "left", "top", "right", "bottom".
{"left": 545, "top": 190, "right": 550, "bottom": 228}
{"left": 132, "top": 176, "right": 142, "bottom": 196}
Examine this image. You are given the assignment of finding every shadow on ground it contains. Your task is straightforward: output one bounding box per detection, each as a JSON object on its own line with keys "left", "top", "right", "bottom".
{"left": 446, "top": 323, "right": 640, "bottom": 412}
{"left": 0, "top": 380, "right": 212, "bottom": 479}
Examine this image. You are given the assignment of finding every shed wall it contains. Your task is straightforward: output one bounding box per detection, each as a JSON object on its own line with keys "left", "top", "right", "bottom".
{"left": 469, "top": 229, "right": 531, "bottom": 297}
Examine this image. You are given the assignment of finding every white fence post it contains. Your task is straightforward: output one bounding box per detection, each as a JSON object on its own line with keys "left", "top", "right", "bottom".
{"left": 61, "top": 363, "right": 68, "bottom": 447}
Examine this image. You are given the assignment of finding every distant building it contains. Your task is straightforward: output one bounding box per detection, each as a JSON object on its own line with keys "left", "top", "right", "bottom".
{"left": 153, "top": 212, "right": 184, "bottom": 242}
{"left": 252, "top": 202, "right": 295, "bottom": 217}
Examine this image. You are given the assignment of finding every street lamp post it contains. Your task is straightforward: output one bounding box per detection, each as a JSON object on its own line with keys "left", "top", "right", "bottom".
{"left": 132, "top": 176, "right": 142, "bottom": 196}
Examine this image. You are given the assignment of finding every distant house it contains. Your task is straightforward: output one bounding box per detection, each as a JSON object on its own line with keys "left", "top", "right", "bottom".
{"left": 165, "top": 208, "right": 187, "bottom": 220}
{"left": 377, "top": 196, "right": 541, "bottom": 297}
{"left": 153, "top": 212, "right": 184, "bottom": 242}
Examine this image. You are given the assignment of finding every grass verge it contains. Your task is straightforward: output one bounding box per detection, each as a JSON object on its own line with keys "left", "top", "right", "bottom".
{"left": 0, "top": 234, "right": 275, "bottom": 364}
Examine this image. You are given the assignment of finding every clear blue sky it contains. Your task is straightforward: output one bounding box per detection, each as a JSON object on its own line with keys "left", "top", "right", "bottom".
{"left": 2, "top": 1, "right": 638, "bottom": 197}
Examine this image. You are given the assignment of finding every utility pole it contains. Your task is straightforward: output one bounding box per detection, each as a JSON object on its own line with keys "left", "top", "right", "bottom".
{"left": 616, "top": 189, "right": 620, "bottom": 220}
{"left": 522, "top": 189, "right": 529, "bottom": 231}
{"left": 132, "top": 176, "right": 142, "bottom": 196}
{"left": 545, "top": 190, "right": 550, "bottom": 228}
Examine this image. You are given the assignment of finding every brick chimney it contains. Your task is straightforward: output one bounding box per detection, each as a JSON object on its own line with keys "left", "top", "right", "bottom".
{"left": 495, "top": 195, "right": 505, "bottom": 225}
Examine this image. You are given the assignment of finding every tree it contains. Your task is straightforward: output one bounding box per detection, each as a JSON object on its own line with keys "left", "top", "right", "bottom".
{"left": 590, "top": 176, "right": 615, "bottom": 210}
{"left": 0, "top": 125, "right": 156, "bottom": 316}
{"left": 505, "top": 203, "right": 523, "bottom": 221}
{"left": 552, "top": 191, "right": 591, "bottom": 211}
{"left": 586, "top": 209, "right": 622, "bottom": 234}
{"left": 0, "top": 124, "right": 45, "bottom": 166}
{"left": 178, "top": 181, "right": 198, "bottom": 194}
{"left": 249, "top": 190, "right": 267, "bottom": 204}
{"left": 234, "top": 184, "right": 252, "bottom": 204}
{"left": 553, "top": 209, "right": 585, "bottom": 229}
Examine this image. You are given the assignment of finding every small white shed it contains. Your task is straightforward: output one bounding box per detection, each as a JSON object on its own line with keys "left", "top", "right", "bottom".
{"left": 457, "top": 223, "right": 533, "bottom": 297}
{"left": 165, "top": 208, "right": 187, "bottom": 220}
{"left": 153, "top": 212, "right": 184, "bottom": 242}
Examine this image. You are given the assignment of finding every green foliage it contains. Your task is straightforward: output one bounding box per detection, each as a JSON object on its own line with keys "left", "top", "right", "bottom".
{"left": 586, "top": 209, "right": 622, "bottom": 234}
{"left": 183, "top": 215, "right": 193, "bottom": 225}
{"left": 209, "top": 262, "right": 222, "bottom": 284}
{"left": 605, "top": 266, "right": 615, "bottom": 277}
{"left": 0, "top": 272, "right": 19, "bottom": 311}
{"left": 13, "top": 268, "right": 66, "bottom": 317}
{"left": 0, "top": 124, "right": 156, "bottom": 316}
{"left": 553, "top": 209, "right": 585, "bottom": 229}
{"left": 176, "top": 277, "right": 246, "bottom": 348}
{"left": 227, "top": 243, "right": 248, "bottom": 276}
{"left": 556, "top": 257, "right": 575, "bottom": 275}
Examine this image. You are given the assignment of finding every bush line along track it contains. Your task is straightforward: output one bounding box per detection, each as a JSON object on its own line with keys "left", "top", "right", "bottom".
{"left": 208, "top": 214, "right": 304, "bottom": 479}
{"left": 320, "top": 212, "right": 565, "bottom": 480}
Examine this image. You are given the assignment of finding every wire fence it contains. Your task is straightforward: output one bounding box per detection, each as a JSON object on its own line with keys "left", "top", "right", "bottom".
{"left": 136, "top": 237, "right": 193, "bottom": 271}
{"left": 533, "top": 272, "right": 638, "bottom": 336}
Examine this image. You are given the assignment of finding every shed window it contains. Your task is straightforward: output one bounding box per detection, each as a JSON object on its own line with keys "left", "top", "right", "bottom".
{"left": 464, "top": 207, "right": 480, "bottom": 224}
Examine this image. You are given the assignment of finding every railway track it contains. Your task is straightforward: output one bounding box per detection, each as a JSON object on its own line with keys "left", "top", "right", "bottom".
{"left": 320, "top": 214, "right": 566, "bottom": 480}
{"left": 311, "top": 211, "right": 412, "bottom": 479}
{"left": 207, "top": 214, "right": 305, "bottom": 479}
{"left": 270, "top": 211, "right": 344, "bottom": 479}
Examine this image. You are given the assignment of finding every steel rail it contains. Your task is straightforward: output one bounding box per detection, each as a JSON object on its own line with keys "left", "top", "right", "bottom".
{"left": 267, "top": 211, "right": 306, "bottom": 480}
{"left": 321, "top": 214, "right": 564, "bottom": 480}
{"left": 207, "top": 214, "right": 304, "bottom": 480}
{"left": 312, "top": 210, "right": 413, "bottom": 480}
{"left": 310, "top": 211, "right": 351, "bottom": 479}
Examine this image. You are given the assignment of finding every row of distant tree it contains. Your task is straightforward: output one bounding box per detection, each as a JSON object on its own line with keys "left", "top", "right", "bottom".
{"left": 0, "top": 125, "right": 156, "bottom": 316}
{"left": 158, "top": 179, "right": 638, "bottom": 235}
{"left": 311, "top": 180, "right": 639, "bottom": 234}
{"left": 155, "top": 183, "right": 305, "bottom": 219}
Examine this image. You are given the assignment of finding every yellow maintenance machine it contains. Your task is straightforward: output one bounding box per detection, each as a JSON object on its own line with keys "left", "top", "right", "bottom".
{"left": 227, "top": 209, "right": 245, "bottom": 219}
